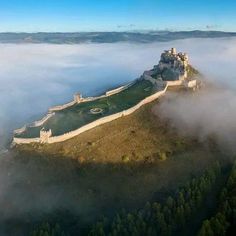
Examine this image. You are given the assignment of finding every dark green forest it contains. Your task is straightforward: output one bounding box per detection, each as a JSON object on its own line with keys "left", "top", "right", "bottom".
{"left": 30, "top": 160, "right": 236, "bottom": 236}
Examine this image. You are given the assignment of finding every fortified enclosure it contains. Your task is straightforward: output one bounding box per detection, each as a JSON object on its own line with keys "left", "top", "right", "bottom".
{"left": 13, "top": 48, "right": 199, "bottom": 144}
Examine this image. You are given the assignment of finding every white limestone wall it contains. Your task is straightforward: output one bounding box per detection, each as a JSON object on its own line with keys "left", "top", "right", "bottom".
{"left": 13, "top": 125, "right": 27, "bottom": 135}
{"left": 105, "top": 81, "right": 135, "bottom": 96}
{"left": 13, "top": 79, "right": 185, "bottom": 145}
{"left": 48, "top": 81, "right": 136, "bottom": 113}
{"left": 49, "top": 100, "right": 77, "bottom": 112}
{"left": 47, "top": 89, "right": 168, "bottom": 143}
{"left": 13, "top": 137, "right": 40, "bottom": 144}
{"left": 29, "top": 112, "right": 55, "bottom": 127}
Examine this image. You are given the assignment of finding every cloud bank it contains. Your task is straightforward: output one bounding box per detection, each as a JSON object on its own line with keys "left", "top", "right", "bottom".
{"left": 0, "top": 38, "right": 236, "bottom": 234}
{"left": 1, "top": 38, "right": 236, "bottom": 147}
{"left": 156, "top": 87, "right": 236, "bottom": 152}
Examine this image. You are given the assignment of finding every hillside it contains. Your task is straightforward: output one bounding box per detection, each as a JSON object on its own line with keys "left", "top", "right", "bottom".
{"left": 10, "top": 50, "right": 235, "bottom": 235}
{"left": 17, "top": 90, "right": 206, "bottom": 163}
{"left": 0, "top": 31, "right": 236, "bottom": 44}
{"left": 11, "top": 88, "right": 233, "bottom": 236}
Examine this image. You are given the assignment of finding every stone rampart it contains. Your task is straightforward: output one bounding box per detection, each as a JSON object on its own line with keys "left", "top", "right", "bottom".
{"left": 49, "top": 100, "right": 77, "bottom": 112}
{"left": 13, "top": 137, "right": 40, "bottom": 144}
{"left": 13, "top": 125, "right": 27, "bottom": 135}
{"left": 48, "top": 81, "right": 136, "bottom": 113}
{"left": 13, "top": 79, "right": 186, "bottom": 145}
{"left": 29, "top": 112, "right": 55, "bottom": 127}
{"left": 105, "top": 81, "right": 135, "bottom": 96}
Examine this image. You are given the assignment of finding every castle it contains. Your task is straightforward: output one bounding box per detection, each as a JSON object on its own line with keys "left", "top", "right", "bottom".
{"left": 155, "top": 47, "right": 189, "bottom": 81}
{"left": 12, "top": 48, "right": 198, "bottom": 145}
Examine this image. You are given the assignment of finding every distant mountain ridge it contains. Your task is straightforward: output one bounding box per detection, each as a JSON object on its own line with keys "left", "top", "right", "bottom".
{"left": 0, "top": 30, "right": 236, "bottom": 44}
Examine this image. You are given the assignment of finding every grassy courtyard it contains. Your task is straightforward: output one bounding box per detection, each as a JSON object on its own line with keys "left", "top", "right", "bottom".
{"left": 17, "top": 79, "right": 155, "bottom": 138}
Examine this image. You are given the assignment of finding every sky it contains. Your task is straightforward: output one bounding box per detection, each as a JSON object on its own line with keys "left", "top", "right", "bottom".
{"left": 0, "top": 0, "right": 236, "bottom": 32}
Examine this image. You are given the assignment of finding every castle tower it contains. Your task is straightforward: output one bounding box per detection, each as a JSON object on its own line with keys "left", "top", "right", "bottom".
{"left": 74, "top": 93, "right": 82, "bottom": 103}
{"left": 40, "top": 128, "right": 52, "bottom": 143}
{"left": 171, "top": 47, "right": 177, "bottom": 55}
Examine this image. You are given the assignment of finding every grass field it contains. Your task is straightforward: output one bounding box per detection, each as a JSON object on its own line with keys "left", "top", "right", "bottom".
{"left": 17, "top": 79, "right": 155, "bottom": 138}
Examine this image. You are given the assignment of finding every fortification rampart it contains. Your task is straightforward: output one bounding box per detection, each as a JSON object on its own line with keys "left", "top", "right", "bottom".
{"left": 48, "top": 81, "right": 136, "bottom": 112}
{"left": 49, "top": 100, "right": 77, "bottom": 112}
{"left": 12, "top": 47, "right": 197, "bottom": 145}
{"left": 13, "top": 137, "right": 41, "bottom": 144}
{"left": 14, "top": 125, "right": 27, "bottom": 135}
{"left": 29, "top": 112, "right": 55, "bottom": 127}
{"left": 105, "top": 81, "right": 135, "bottom": 96}
{"left": 13, "top": 112, "right": 55, "bottom": 135}
{"left": 13, "top": 79, "right": 187, "bottom": 145}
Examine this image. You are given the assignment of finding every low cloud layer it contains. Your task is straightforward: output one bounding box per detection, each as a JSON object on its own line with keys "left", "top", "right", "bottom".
{"left": 156, "top": 87, "right": 236, "bottom": 152}
{"left": 0, "top": 38, "right": 236, "bottom": 234}
{"left": 1, "top": 38, "right": 236, "bottom": 147}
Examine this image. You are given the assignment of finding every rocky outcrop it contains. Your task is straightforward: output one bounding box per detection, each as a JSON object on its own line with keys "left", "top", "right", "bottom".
{"left": 152, "top": 47, "right": 189, "bottom": 81}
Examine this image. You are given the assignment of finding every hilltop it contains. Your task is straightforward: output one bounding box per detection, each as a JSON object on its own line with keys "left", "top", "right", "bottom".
{"left": 13, "top": 87, "right": 232, "bottom": 236}
{"left": 8, "top": 50, "right": 236, "bottom": 236}
{"left": 13, "top": 48, "right": 198, "bottom": 145}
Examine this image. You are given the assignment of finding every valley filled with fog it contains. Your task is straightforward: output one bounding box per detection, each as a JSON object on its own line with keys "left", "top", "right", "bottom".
{"left": 1, "top": 37, "right": 236, "bottom": 148}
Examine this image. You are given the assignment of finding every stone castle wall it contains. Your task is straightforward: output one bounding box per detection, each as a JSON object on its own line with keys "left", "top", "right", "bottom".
{"left": 29, "top": 112, "right": 55, "bottom": 127}
{"left": 13, "top": 81, "right": 136, "bottom": 136}
{"left": 105, "top": 81, "right": 136, "bottom": 96}
{"left": 14, "top": 125, "right": 27, "bottom": 135}
{"left": 13, "top": 112, "right": 55, "bottom": 136}
{"left": 49, "top": 100, "right": 77, "bottom": 112}
{"left": 13, "top": 80, "right": 186, "bottom": 145}
{"left": 48, "top": 81, "right": 136, "bottom": 113}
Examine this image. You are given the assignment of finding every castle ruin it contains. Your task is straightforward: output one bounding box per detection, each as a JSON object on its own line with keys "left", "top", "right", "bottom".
{"left": 155, "top": 47, "right": 189, "bottom": 81}
{"left": 13, "top": 48, "right": 198, "bottom": 145}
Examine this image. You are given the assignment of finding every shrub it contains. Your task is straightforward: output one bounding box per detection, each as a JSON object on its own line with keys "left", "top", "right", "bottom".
{"left": 158, "top": 152, "right": 167, "bottom": 161}
{"left": 122, "top": 155, "right": 130, "bottom": 162}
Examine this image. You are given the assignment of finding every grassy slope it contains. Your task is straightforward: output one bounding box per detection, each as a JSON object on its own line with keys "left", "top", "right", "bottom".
{"left": 12, "top": 89, "right": 230, "bottom": 235}
{"left": 18, "top": 79, "right": 154, "bottom": 138}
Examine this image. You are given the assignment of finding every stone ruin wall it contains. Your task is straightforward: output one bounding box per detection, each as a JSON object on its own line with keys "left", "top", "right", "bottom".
{"left": 13, "top": 81, "right": 135, "bottom": 136}
{"left": 49, "top": 100, "right": 77, "bottom": 112}
{"left": 48, "top": 81, "right": 136, "bottom": 113}
{"left": 13, "top": 79, "right": 189, "bottom": 145}
{"left": 29, "top": 112, "right": 55, "bottom": 127}
{"left": 13, "top": 112, "right": 55, "bottom": 136}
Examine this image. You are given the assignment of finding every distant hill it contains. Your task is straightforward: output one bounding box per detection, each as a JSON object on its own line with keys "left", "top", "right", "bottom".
{"left": 0, "top": 30, "right": 236, "bottom": 44}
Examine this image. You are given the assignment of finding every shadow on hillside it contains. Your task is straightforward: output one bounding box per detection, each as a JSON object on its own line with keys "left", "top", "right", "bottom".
{"left": 0, "top": 144, "right": 231, "bottom": 235}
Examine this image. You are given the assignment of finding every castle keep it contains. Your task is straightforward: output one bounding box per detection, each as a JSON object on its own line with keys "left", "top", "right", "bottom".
{"left": 157, "top": 47, "right": 189, "bottom": 80}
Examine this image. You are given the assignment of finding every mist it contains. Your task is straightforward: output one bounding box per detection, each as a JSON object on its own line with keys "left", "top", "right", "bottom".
{"left": 156, "top": 87, "right": 236, "bottom": 152}
{"left": 0, "top": 38, "right": 236, "bottom": 234}
{"left": 1, "top": 38, "right": 236, "bottom": 148}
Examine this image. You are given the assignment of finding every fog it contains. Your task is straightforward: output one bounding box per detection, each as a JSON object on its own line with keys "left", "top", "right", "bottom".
{"left": 1, "top": 38, "right": 236, "bottom": 147}
{"left": 0, "top": 38, "right": 236, "bottom": 234}
{"left": 156, "top": 87, "right": 236, "bottom": 152}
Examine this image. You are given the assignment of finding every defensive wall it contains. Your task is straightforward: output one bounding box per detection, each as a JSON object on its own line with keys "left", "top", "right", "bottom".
{"left": 13, "top": 81, "right": 136, "bottom": 136}
{"left": 13, "top": 79, "right": 191, "bottom": 145}
{"left": 48, "top": 80, "right": 136, "bottom": 112}
{"left": 13, "top": 112, "right": 55, "bottom": 135}
{"left": 29, "top": 112, "right": 55, "bottom": 127}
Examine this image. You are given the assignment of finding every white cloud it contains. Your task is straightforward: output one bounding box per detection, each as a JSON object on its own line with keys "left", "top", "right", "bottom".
{"left": 1, "top": 38, "right": 236, "bottom": 147}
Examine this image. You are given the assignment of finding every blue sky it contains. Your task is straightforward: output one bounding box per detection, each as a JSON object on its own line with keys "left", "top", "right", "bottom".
{"left": 0, "top": 0, "right": 235, "bottom": 32}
